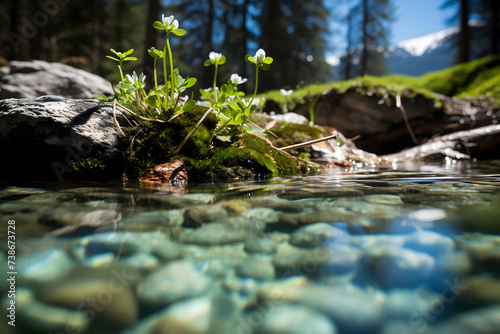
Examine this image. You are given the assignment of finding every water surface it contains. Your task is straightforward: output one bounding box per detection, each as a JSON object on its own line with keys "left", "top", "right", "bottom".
{"left": 1, "top": 161, "right": 500, "bottom": 334}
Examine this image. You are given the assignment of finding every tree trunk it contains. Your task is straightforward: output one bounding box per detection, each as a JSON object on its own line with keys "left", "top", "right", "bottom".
{"left": 458, "top": 0, "right": 470, "bottom": 63}
{"left": 91, "top": 0, "right": 102, "bottom": 74}
{"left": 361, "top": 0, "right": 368, "bottom": 76}
{"left": 491, "top": 0, "right": 499, "bottom": 55}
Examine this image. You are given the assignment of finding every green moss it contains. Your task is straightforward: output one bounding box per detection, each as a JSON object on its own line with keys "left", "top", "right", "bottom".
{"left": 260, "top": 56, "right": 500, "bottom": 113}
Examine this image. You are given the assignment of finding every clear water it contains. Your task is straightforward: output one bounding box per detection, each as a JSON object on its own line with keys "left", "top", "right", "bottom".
{"left": 1, "top": 161, "right": 500, "bottom": 334}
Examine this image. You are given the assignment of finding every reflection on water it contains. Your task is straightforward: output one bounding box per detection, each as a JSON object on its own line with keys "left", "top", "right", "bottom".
{"left": 1, "top": 161, "right": 500, "bottom": 334}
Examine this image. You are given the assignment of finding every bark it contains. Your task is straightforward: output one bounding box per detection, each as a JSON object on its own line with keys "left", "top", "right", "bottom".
{"left": 458, "top": 0, "right": 470, "bottom": 63}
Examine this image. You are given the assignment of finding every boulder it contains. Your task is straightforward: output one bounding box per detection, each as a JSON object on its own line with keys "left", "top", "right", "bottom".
{"left": 0, "top": 60, "right": 113, "bottom": 99}
{"left": 0, "top": 96, "right": 122, "bottom": 180}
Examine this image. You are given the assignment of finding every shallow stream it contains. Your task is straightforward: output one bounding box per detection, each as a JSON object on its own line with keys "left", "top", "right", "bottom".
{"left": 1, "top": 161, "right": 500, "bottom": 334}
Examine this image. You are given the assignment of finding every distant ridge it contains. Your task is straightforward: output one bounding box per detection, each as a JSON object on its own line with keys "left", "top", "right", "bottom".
{"left": 328, "top": 21, "right": 492, "bottom": 78}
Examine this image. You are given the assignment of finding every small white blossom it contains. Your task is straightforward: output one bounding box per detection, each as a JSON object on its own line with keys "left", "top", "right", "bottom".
{"left": 162, "top": 14, "right": 179, "bottom": 30}
{"left": 209, "top": 51, "right": 223, "bottom": 61}
{"left": 230, "top": 73, "right": 247, "bottom": 85}
{"left": 126, "top": 71, "right": 146, "bottom": 85}
{"left": 280, "top": 89, "right": 293, "bottom": 96}
{"left": 254, "top": 48, "right": 266, "bottom": 62}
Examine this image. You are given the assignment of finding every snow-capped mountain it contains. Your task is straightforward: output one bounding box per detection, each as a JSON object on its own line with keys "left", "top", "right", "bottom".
{"left": 328, "top": 22, "right": 490, "bottom": 78}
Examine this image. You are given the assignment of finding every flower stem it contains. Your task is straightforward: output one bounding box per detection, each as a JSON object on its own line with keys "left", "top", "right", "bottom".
{"left": 163, "top": 34, "right": 169, "bottom": 109}
{"left": 249, "top": 66, "right": 259, "bottom": 106}
{"left": 118, "top": 61, "right": 124, "bottom": 82}
{"left": 153, "top": 58, "right": 158, "bottom": 92}
{"left": 166, "top": 35, "right": 175, "bottom": 107}
{"left": 213, "top": 63, "right": 218, "bottom": 103}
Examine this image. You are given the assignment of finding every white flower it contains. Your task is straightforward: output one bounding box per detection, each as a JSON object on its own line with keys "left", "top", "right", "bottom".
{"left": 254, "top": 48, "right": 266, "bottom": 62}
{"left": 162, "top": 14, "right": 179, "bottom": 30}
{"left": 230, "top": 73, "right": 247, "bottom": 85}
{"left": 209, "top": 51, "right": 223, "bottom": 61}
{"left": 126, "top": 71, "right": 146, "bottom": 85}
{"left": 280, "top": 89, "right": 293, "bottom": 96}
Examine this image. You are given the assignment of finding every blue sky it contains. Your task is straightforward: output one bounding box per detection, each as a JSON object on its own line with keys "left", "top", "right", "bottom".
{"left": 327, "top": 0, "right": 458, "bottom": 51}
{"left": 392, "top": 0, "right": 457, "bottom": 44}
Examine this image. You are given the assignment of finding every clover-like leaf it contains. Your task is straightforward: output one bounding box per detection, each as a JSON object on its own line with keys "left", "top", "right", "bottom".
{"left": 172, "top": 28, "right": 186, "bottom": 36}
{"left": 153, "top": 21, "right": 165, "bottom": 30}
{"left": 245, "top": 55, "right": 255, "bottom": 64}
{"left": 263, "top": 56, "right": 273, "bottom": 65}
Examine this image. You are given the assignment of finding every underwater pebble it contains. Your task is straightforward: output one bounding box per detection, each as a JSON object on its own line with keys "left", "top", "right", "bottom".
{"left": 17, "top": 248, "right": 74, "bottom": 283}
{"left": 357, "top": 245, "right": 435, "bottom": 288}
{"left": 458, "top": 275, "right": 500, "bottom": 307}
{"left": 137, "top": 260, "right": 212, "bottom": 310}
{"left": 152, "top": 297, "right": 212, "bottom": 334}
{"left": 364, "top": 194, "right": 404, "bottom": 205}
{"left": 244, "top": 207, "right": 281, "bottom": 224}
{"left": 289, "top": 223, "right": 350, "bottom": 248}
{"left": 245, "top": 237, "right": 278, "bottom": 254}
{"left": 236, "top": 256, "right": 275, "bottom": 280}
{"left": 258, "top": 282, "right": 385, "bottom": 333}
{"left": 37, "top": 276, "right": 138, "bottom": 330}
{"left": 183, "top": 205, "right": 228, "bottom": 227}
{"left": 403, "top": 229, "right": 455, "bottom": 257}
{"left": 117, "top": 252, "right": 159, "bottom": 271}
{"left": 257, "top": 303, "right": 338, "bottom": 334}
{"left": 120, "top": 209, "right": 184, "bottom": 229}
{"left": 180, "top": 223, "right": 247, "bottom": 245}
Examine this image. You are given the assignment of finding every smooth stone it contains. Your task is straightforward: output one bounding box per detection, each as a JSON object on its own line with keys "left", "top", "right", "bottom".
{"left": 226, "top": 216, "right": 266, "bottom": 233}
{"left": 403, "top": 229, "right": 454, "bottom": 257}
{"left": 137, "top": 260, "right": 212, "bottom": 309}
{"left": 183, "top": 205, "right": 228, "bottom": 227}
{"left": 153, "top": 297, "right": 212, "bottom": 334}
{"left": 357, "top": 245, "right": 435, "bottom": 288}
{"left": 236, "top": 256, "right": 275, "bottom": 280}
{"left": 83, "top": 252, "right": 116, "bottom": 267}
{"left": 180, "top": 223, "right": 247, "bottom": 245}
{"left": 364, "top": 194, "right": 404, "bottom": 205}
{"left": 257, "top": 303, "right": 337, "bottom": 334}
{"left": 17, "top": 248, "right": 74, "bottom": 283}
{"left": 37, "top": 275, "right": 138, "bottom": 330}
{"left": 220, "top": 199, "right": 252, "bottom": 214}
{"left": 383, "top": 289, "right": 442, "bottom": 320}
{"left": 117, "top": 252, "right": 159, "bottom": 271}
{"left": 120, "top": 209, "right": 184, "bottom": 228}
{"left": 433, "top": 304, "right": 500, "bottom": 334}
{"left": 258, "top": 282, "right": 384, "bottom": 332}
{"left": 245, "top": 237, "right": 278, "bottom": 254}
{"left": 273, "top": 243, "right": 360, "bottom": 277}
{"left": 244, "top": 208, "right": 281, "bottom": 224}
{"left": 458, "top": 275, "right": 500, "bottom": 307}
{"left": 289, "top": 223, "right": 349, "bottom": 248}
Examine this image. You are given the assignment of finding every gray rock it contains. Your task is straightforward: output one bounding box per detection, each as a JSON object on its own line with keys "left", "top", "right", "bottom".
{"left": 236, "top": 256, "right": 275, "bottom": 280}
{"left": 0, "top": 97, "right": 122, "bottom": 180}
{"left": 273, "top": 243, "right": 360, "bottom": 277}
{"left": 0, "top": 60, "right": 112, "bottom": 99}
{"left": 358, "top": 245, "right": 435, "bottom": 288}
{"left": 152, "top": 297, "right": 212, "bottom": 334}
{"left": 13, "top": 288, "right": 89, "bottom": 334}
{"left": 36, "top": 275, "right": 138, "bottom": 330}
{"left": 258, "top": 282, "right": 385, "bottom": 332}
{"left": 180, "top": 223, "right": 247, "bottom": 245}
{"left": 245, "top": 237, "right": 278, "bottom": 254}
{"left": 289, "top": 223, "right": 349, "bottom": 248}
{"left": 184, "top": 206, "right": 228, "bottom": 227}
{"left": 257, "top": 303, "right": 337, "bottom": 334}
{"left": 458, "top": 275, "right": 500, "bottom": 307}
{"left": 17, "top": 248, "right": 74, "bottom": 283}
{"left": 403, "top": 229, "right": 454, "bottom": 257}
{"left": 137, "top": 260, "right": 212, "bottom": 309}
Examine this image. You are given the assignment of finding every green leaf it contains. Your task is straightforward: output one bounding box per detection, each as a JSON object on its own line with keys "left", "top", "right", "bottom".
{"left": 219, "top": 55, "right": 226, "bottom": 65}
{"left": 204, "top": 59, "right": 214, "bottom": 67}
{"left": 263, "top": 56, "right": 273, "bottom": 64}
{"left": 244, "top": 55, "right": 255, "bottom": 64}
{"left": 109, "top": 48, "right": 118, "bottom": 55}
{"left": 184, "top": 77, "right": 197, "bottom": 88}
{"left": 153, "top": 21, "right": 165, "bottom": 30}
{"left": 261, "top": 63, "right": 270, "bottom": 71}
{"left": 124, "top": 49, "right": 134, "bottom": 56}
{"left": 337, "top": 138, "right": 345, "bottom": 146}
{"left": 182, "top": 99, "right": 196, "bottom": 111}
{"left": 172, "top": 29, "right": 186, "bottom": 36}
{"left": 123, "top": 57, "right": 137, "bottom": 62}
{"left": 93, "top": 94, "right": 114, "bottom": 102}
{"left": 106, "top": 55, "right": 119, "bottom": 62}
{"left": 216, "top": 135, "right": 232, "bottom": 142}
